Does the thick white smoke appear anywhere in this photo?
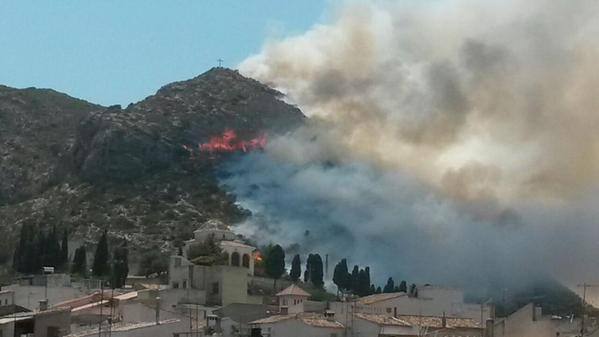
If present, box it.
[224,0,599,288]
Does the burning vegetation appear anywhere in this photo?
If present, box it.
[183,129,267,159]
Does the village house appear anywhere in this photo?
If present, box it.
[276,284,311,314]
[493,303,593,337]
[330,284,494,325]
[249,312,345,337]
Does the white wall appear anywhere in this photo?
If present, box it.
[258,319,343,337]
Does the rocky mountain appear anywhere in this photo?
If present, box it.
[0,68,304,265]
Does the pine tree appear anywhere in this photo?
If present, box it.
[60,229,69,270]
[290,254,301,282]
[265,244,285,288]
[383,277,395,293]
[399,280,407,292]
[310,254,324,288]
[370,284,376,295]
[111,240,129,288]
[72,246,87,276]
[92,229,110,277]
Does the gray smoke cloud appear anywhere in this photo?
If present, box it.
[222,0,599,288]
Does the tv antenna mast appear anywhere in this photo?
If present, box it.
[217,58,224,67]
[577,283,599,336]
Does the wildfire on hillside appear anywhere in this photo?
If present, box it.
[182,129,267,159]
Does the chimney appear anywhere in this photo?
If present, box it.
[442,312,447,328]
[485,319,495,337]
[325,310,335,322]
[39,299,48,311]
[280,306,288,315]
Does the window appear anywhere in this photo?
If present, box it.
[242,254,250,268]
[231,252,240,266]
[182,280,187,289]
[386,307,392,313]
[173,282,179,289]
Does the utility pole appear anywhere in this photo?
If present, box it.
[577,283,599,336]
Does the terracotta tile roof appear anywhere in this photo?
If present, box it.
[250,313,344,329]
[354,313,411,327]
[396,315,482,329]
[219,240,255,250]
[356,292,406,305]
[276,284,311,297]
[250,315,293,324]
[300,314,344,329]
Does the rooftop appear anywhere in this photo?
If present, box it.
[354,313,411,327]
[219,240,255,250]
[356,292,406,305]
[396,315,482,329]
[276,284,311,297]
[250,313,344,329]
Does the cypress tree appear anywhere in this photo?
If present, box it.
[399,280,408,292]
[304,254,313,283]
[383,277,395,293]
[111,240,129,288]
[333,258,350,293]
[409,283,418,297]
[290,254,301,282]
[46,225,61,268]
[72,246,87,276]
[365,267,372,295]
[60,229,69,270]
[376,286,382,294]
[310,254,324,288]
[92,229,110,277]
[370,284,376,295]
[265,244,285,288]
[350,265,360,294]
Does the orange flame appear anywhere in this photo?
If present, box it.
[199,129,267,154]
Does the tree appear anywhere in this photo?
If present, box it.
[45,225,61,268]
[376,286,382,294]
[399,280,408,292]
[370,284,376,295]
[71,246,87,276]
[265,244,285,288]
[60,229,69,270]
[365,267,372,295]
[111,240,129,288]
[333,259,350,294]
[304,254,313,283]
[409,283,418,297]
[350,265,360,294]
[290,254,301,282]
[310,254,324,288]
[92,229,110,277]
[383,277,395,293]
[139,250,169,277]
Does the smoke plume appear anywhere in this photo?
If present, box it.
[223,0,599,288]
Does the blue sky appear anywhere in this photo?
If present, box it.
[0,1,328,106]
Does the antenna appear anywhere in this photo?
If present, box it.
[217,58,224,67]
[577,283,599,336]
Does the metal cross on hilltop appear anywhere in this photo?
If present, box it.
[217,58,224,67]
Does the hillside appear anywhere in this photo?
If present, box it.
[0,68,304,265]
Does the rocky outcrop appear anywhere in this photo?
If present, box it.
[73,68,304,182]
[0,85,101,205]
[0,68,305,264]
